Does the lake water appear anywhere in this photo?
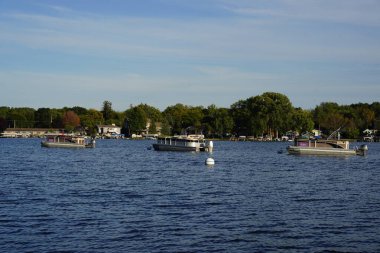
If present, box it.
[0,138,379,252]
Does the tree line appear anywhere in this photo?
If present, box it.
[1,92,379,139]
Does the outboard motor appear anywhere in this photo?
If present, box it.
[356,144,368,156]
[87,138,96,148]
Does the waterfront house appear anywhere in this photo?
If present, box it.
[97,124,121,137]
[363,129,377,142]
[144,120,162,135]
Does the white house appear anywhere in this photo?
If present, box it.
[97,124,121,136]
[363,129,377,142]
[312,129,322,138]
[363,129,377,135]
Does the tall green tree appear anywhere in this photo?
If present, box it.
[51,109,64,128]
[159,118,171,136]
[125,106,147,135]
[358,107,375,129]
[163,103,188,135]
[124,104,162,135]
[136,104,162,123]
[163,104,204,135]
[183,106,204,134]
[313,102,340,131]
[102,100,113,123]
[80,109,104,135]
[0,106,8,131]
[70,106,88,116]
[0,107,10,119]
[230,99,250,136]
[247,95,270,136]
[0,117,7,132]
[370,102,380,118]
[291,108,314,134]
[203,105,233,137]
[35,108,52,128]
[261,92,293,137]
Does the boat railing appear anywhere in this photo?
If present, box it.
[327,126,342,140]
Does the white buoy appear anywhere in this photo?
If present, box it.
[205,157,215,165]
[208,141,214,152]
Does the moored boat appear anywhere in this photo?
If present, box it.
[152,135,213,152]
[287,138,367,156]
[41,134,95,148]
[287,127,368,156]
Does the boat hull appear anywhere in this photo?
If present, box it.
[287,146,357,156]
[152,143,198,152]
[41,141,86,148]
[152,135,213,152]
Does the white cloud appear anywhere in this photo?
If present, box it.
[194,66,276,82]
[2,6,379,65]
[222,0,380,26]
[1,2,379,109]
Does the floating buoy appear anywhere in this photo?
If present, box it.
[205,157,215,165]
[208,141,214,152]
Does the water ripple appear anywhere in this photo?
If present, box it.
[0,139,379,252]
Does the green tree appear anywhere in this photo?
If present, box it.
[183,106,204,134]
[51,109,64,128]
[35,108,52,128]
[111,111,126,128]
[0,107,9,118]
[70,106,88,116]
[358,107,375,129]
[0,117,7,132]
[291,108,314,134]
[148,120,157,134]
[124,104,162,135]
[313,102,339,133]
[230,92,293,138]
[125,106,147,135]
[159,118,171,136]
[313,102,358,137]
[230,99,250,136]
[6,108,35,128]
[6,110,26,128]
[247,95,270,136]
[163,103,188,135]
[203,105,233,138]
[102,100,113,123]
[136,104,162,122]
[261,92,293,138]
[345,118,360,139]
[370,102,380,119]
[80,109,104,135]
[0,107,9,131]
[163,104,204,135]
[218,108,234,136]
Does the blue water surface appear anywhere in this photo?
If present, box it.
[0,138,379,252]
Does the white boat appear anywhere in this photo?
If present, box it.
[41,134,95,148]
[287,127,368,156]
[287,138,367,156]
[152,135,213,152]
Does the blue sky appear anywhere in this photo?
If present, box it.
[1,0,379,111]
